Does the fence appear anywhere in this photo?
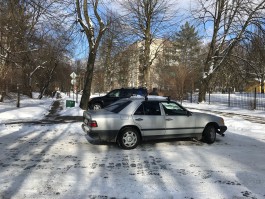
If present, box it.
[188,89,265,111]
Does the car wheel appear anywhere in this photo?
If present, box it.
[92,103,102,110]
[202,125,216,144]
[118,127,140,150]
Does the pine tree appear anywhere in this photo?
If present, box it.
[173,22,201,68]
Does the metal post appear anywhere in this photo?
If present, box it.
[208,89,211,104]
[76,89,78,103]
[190,89,193,103]
[254,87,257,110]
[73,86,75,101]
[228,88,230,107]
[17,84,20,108]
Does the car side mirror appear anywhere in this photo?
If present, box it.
[187,111,192,116]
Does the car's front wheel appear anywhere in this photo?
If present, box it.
[202,125,216,144]
[118,127,140,150]
[92,103,102,110]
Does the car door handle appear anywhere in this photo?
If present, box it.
[135,118,143,121]
[166,118,173,121]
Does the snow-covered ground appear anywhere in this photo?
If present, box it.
[0,93,265,199]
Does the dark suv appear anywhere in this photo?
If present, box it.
[88,88,147,110]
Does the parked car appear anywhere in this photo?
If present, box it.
[82,96,227,149]
[88,87,147,110]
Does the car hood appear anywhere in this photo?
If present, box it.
[191,111,224,125]
[89,95,105,101]
[192,111,219,118]
[192,112,218,117]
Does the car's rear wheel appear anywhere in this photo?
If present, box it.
[202,125,216,144]
[118,127,140,150]
[92,103,102,110]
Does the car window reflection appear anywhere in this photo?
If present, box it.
[108,90,120,97]
[161,102,186,115]
[105,100,132,113]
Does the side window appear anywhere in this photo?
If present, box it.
[108,90,120,97]
[144,101,161,115]
[161,102,186,115]
[133,89,144,96]
[134,104,144,115]
[134,101,161,115]
[120,89,132,97]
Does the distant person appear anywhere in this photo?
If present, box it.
[52,91,56,98]
[149,88,159,95]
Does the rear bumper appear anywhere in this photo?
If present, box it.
[82,123,90,133]
[81,123,118,142]
[82,123,100,140]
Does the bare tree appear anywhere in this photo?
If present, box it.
[0,0,33,97]
[192,0,265,102]
[36,34,72,99]
[245,31,265,93]
[76,0,110,110]
[97,11,127,92]
[0,0,74,100]
[120,0,175,89]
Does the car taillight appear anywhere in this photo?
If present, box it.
[89,121,98,127]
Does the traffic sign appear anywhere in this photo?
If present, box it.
[71,79,76,85]
[70,72,77,79]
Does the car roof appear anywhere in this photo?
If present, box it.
[129,95,169,101]
[117,95,175,114]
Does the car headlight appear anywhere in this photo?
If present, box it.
[220,118,225,125]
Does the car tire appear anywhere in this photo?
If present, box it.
[202,125,216,144]
[92,103,102,110]
[118,127,140,150]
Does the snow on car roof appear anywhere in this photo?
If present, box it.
[130,95,169,100]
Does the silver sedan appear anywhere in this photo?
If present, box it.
[82,96,227,149]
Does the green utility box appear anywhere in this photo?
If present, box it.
[66,100,75,107]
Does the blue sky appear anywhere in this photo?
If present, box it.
[73,0,203,60]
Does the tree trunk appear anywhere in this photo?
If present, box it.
[143,37,151,89]
[0,91,5,102]
[198,78,209,102]
[261,78,264,94]
[38,63,57,99]
[80,50,96,110]
[143,67,151,89]
[25,83,33,98]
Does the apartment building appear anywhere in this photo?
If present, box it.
[113,38,170,89]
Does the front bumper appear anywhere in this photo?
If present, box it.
[218,126,227,136]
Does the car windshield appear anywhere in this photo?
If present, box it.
[105,100,132,113]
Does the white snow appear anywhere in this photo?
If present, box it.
[0,93,54,124]
[0,92,265,199]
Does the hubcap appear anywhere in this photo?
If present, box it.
[93,104,101,110]
[122,131,137,147]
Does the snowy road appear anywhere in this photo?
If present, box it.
[1,118,265,199]
[188,107,265,124]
